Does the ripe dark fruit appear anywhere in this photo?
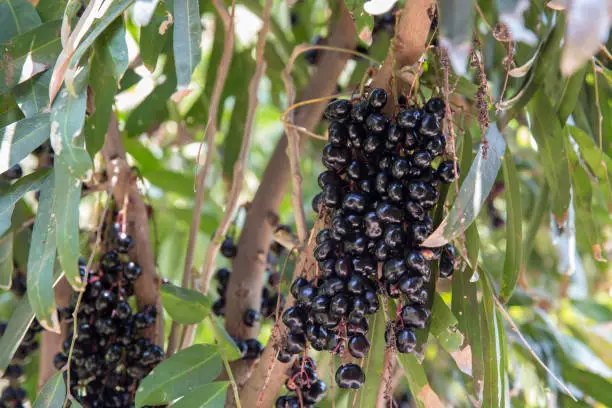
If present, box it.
[348,333,370,358]
[368,88,387,110]
[439,244,456,278]
[325,99,353,120]
[303,380,328,404]
[123,261,142,281]
[116,232,134,253]
[401,305,431,329]
[220,236,238,258]
[243,308,261,327]
[336,364,365,389]
[396,328,417,353]
[437,160,458,183]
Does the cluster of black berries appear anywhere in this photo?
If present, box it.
[279,88,457,390]
[212,231,288,361]
[276,357,327,408]
[54,225,164,408]
[1,286,43,408]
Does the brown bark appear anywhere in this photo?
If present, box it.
[222,0,356,371]
[101,113,163,345]
[38,277,72,390]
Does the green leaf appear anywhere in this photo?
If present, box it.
[430,293,464,353]
[499,148,523,302]
[0,231,13,289]
[357,307,386,408]
[35,0,67,22]
[0,20,62,93]
[173,0,202,88]
[140,3,170,71]
[0,169,51,236]
[50,68,91,178]
[396,353,443,408]
[66,0,134,73]
[222,93,248,182]
[160,282,212,324]
[208,317,241,361]
[84,20,127,156]
[562,365,612,407]
[171,382,228,408]
[0,93,24,127]
[480,278,509,408]
[529,91,571,223]
[0,0,42,42]
[135,344,222,407]
[557,64,587,125]
[422,124,506,248]
[32,371,66,408]
[0,112,51,174]
[26,173,59,331]
[522,181,548,261]
[0,296,34,375]
[569,125,612,181]
[13,70,51,117]
[54,165,82,289]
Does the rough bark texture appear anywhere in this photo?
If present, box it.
[223,0,356,360]
[101,114,163,345]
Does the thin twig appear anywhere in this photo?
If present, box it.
[198,0,272,294]
[175,0,237,351]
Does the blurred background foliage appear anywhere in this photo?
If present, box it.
[0,0,611,406]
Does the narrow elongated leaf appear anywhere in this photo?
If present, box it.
[430,294,466,356]
[358,308,386,408]
[499,149,523,302]
[160,282,212,324]
[0,112,50,174]
[140,3,169,70]
[562,365,612,406]
[13,70,52,117]
[0,297,35,375]
[522,181,548,260]
[570,126,612,180]
[54,165,82,289]
[396,353,444,408]
[66,0,134,73]
[557,65,587,125]
[0,20,62,93]
[480,279,508,408]
[0,169,51,236]
[0,0,42,42]
[0,231,13,289]
[171,382,228,408]
[27,173,59,332]
[32,371,66,408]
[209,317,241,360]
[422,124,506,247]
[49,68,91,178]
[135,344,222,407]
[173,0,202,88]
[84,20,126,156]
[438,0,474,75]
[529,91,571,224]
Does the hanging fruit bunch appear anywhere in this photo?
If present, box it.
[278,87,458,394]
[53,219,164,408]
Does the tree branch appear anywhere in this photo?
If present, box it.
[169,0,237,354]
[221,2,357,401]
[101,113,163,345]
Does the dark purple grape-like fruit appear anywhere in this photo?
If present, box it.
[368,88,387,110]
[439,244,456,278]
[328,122,348,146]
[335,364,365,389]
[437,160,458,183]
[220,237,238,258]
[401,305,431,329]
[243,308,261,327]
[325,99,352,120]
[426,97,445,119]
[396,108,421,129]
[123,261,142,281]
[396,328,417,353]
[116,232,134,253]
[348,334,370,358]
[303,380,328,404]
